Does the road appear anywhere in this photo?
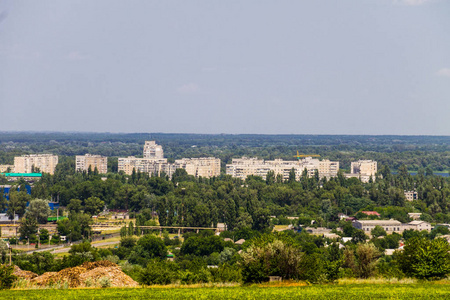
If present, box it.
[21,240,121,254]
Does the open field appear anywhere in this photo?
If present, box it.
[2,284,450,299]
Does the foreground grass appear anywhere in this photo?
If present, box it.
[2,284,450,299]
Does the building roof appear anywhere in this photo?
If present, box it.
[1,173,42,177]
[408,221,429,225]
[355,219,401,225]
[361,211,381,216]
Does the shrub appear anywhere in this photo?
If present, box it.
[99,276,111,288]
[0,264,17,290]
[395,237,450,280]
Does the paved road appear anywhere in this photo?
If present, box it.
[20,240,121,254]
[52,240,121,253]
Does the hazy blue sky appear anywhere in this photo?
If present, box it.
[1,0,449,135]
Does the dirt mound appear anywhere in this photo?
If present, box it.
[79,266,139,287]
[13,265,38,280]
[31,272,59,286]
[80,260,118,270]
[31,260,138,288]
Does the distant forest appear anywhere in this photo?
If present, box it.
[0,132,449,172]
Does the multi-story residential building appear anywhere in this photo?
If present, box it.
[118,156,169,176]
[143,141,164,159]
[226,157,339,181]
[174,157,221,178]
[118,141,220,178]
[14,154,58,175]
[404,190,418,201]
[351,160,377,177]
[0,165,14,173]
[344,160,377,183]
[75,154,108,174]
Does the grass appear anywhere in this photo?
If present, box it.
[2,283,450,299]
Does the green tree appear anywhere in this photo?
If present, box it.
[128,234,167,266]
[240,238,303,283]
[25,199,51,224]
[0,265,17,290]
[67,199,82,214]
[84,196,104,216]
[7,190,30,219]
[395,237,450,279]
[371,225,387,238]
[19,217,38,243]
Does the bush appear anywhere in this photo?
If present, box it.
[395,237,450,279]
[99,276,111,288]
[138,260,179,285]
[210,264,242,283]
[0,264,17,290]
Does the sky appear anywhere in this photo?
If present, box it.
[0,0,449,135]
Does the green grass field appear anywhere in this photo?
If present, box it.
[2,284,450,299]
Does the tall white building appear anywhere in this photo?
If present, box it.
[118,141,220,178]
[143,141,164,159]
[345,160,377,183]
[226,157,339,181]
[76,154,108,174]
[14,154,59,175]
[174,157,221,178]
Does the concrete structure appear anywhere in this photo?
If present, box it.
[0,165,14,173]
[352,219,403,234]
[143,141,164,159]
[76,154,108,174]
[14,154,58,175]
[405,220,431,232]
[352,219,432,234]
[174,157,221,178]
[408,213,422,220]
[226,156,339,181]
[118,141,220,178]
[404,191,418,201]
[344,160,377,183]
[118,156,171,176]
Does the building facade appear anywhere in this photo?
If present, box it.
[75,154,108,174]
[404,191,418,201]
[0,165,14,173]
[174,157,221,178]
[143,141,164,159]
[14,154,58,175]
[226,156,339,181]
[344,160,377,183]
[352,219,431,235]
[118,141,220,178]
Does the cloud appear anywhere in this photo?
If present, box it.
[437,68,450,77]
[394,0,433,5]
[66,51,90,61]
[177,83,200,94]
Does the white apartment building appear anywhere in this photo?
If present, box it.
[14,154,59,175]
[226,157,339,181]
[174,157,221,178]
[118,156,169,176]
[0,165,14,173]
[345,160,377,183]
[75,154,108,174]
[404,191,418,201]
[143,141,164,159]
[118,141,220,178]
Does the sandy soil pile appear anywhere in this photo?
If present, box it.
[13,265,38,280]
[30,260,138,288]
